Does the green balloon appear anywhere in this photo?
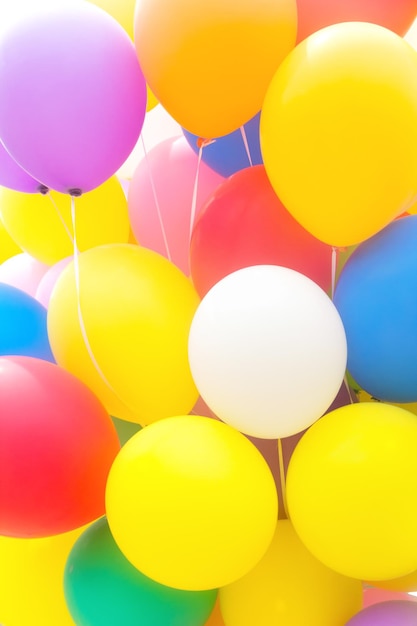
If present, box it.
[64,517,217,626]
[111,416,142,447]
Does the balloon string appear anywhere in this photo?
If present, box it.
[331,246,337,299]
[46,191,74,244]
[70,196,136,417]
[240,125,253,167]
[141,134,172,262]
[277,439,289,519]
[343,376,356,405]
[189,142,204,242]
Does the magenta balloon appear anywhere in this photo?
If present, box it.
[346,601,417,625]
[0,3,146,194]
[0,141,44,194]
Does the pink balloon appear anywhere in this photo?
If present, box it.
[0,253,49,297]
[0,3,146,194]
[35,256,72,309]
[128,136,224,275]
[0,141,44,194]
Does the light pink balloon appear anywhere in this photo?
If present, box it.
[0,253,49,297]
[35,256,72,309]
[128,136,224,275]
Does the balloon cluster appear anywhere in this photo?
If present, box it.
[2,1,417,625]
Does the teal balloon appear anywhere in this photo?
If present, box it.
[64,517,218,626]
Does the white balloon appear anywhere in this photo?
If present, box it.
[188,265,347,438]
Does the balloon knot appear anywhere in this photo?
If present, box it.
[38,184,49,195]
[196,137,216,149]
[69,188,82,197]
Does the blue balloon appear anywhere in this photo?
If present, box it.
[182,112,262,178]
[334,215,417,402]
[0,283,54,362]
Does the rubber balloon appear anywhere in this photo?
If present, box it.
[106,415,278,590]
[35,257,72,309]
[47,244,200,424]
[134,0,297,137]
[261,22,417,247]
[0,176,130,265]
[0,525,87,626]
[0,253,49,298]
[65,517,217,626]
[220,520,363,626]
[334,215,417,402]
[86,0,158,111]
[0,283,53,362]
[0,140,43,193]
[0,2,146,193]
[190,165,332,297]
[188,265,347,439]
[0,217,21,263]
[286,402,417,581]
[296,0,417,42]
[0,356,120,537]
[128,137,223,275]
[182,113,262,178]
[345,601,417,625]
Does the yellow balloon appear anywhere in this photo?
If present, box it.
[368,569,417,593]
[0,176,130,265]
[134,0,297,137]
[106,415,278,590]
[220,519,362,626]
[47,244,200,423]
[0,525,88,626]
[261,22,417,247]
[0,214,21,263]
[286,402,417,581]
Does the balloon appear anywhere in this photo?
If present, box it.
[0,524,87,626]
[128,136,224,275]
[134,0,297,137]
[0,2,146,194]
[47,244,200,424]
[182,113,262,178]
[0,140,43,193]
[106,415,278,590]
[334,215,417,402]
[220,520,363,626]
[65,517,217,626]
[0,355,120,537]
[260,22,417,247]
[190,165,332,297]
[0,283,53,362]
[204,600,225,626]
[0,176,130,265]
[35,257,72,309]
[345,601,417,625]
[85,0,158,111]
[0,253,49,297]
[369,570,417,593]
[296,0,417,42]
[0,216,21,263]
[286,402,417,581]
[188,265,347,439]
[364,588,417,606]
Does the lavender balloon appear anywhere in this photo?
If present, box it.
[0,3,147,194]
[0,141,45,194]
[346,601,417,625]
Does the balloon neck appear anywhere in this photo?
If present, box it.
[69,188,82,197]
[38,184,49,195]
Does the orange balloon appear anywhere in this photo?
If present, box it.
[134,0,297,137]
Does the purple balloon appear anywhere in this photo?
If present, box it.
[346,601,417,625]
[0,141,45,194]
[0,3,147,194]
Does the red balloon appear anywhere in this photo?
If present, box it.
[0,356,120,537]
[190,165,332,297]
[296,0,417,42]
